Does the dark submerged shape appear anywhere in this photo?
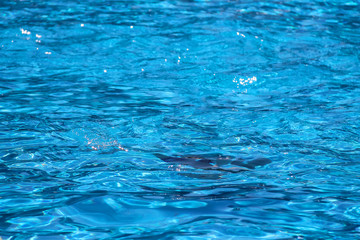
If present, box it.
[155,153,271,172]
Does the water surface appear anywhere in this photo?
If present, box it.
[1,0,360,239]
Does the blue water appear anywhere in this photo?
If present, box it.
[1,0,360,239]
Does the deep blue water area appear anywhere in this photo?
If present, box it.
[1,0,360,239]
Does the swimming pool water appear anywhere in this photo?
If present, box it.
[0,0,360,239]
